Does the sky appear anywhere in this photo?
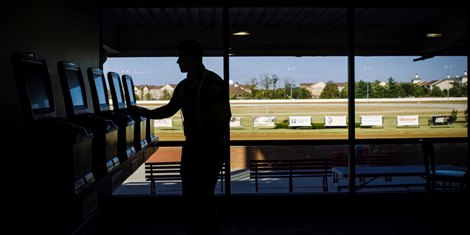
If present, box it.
[104,56,467,87]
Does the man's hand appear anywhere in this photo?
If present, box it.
[127,105,148,116]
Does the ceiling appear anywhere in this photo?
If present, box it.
[102,7,468,57]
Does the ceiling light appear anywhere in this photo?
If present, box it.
[426,33,442,38]
[232,31,250,36]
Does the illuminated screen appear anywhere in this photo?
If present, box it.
[113,76,124,103]
[65,69,85,107]
[125,78,136,104]
[24,62,51,110]
[94,75,108,105]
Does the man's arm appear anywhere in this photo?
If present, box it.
[128,84,182,119]
[142,100,180,119]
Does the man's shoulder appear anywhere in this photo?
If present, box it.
[205,69,223,83]
[176,78,189,87]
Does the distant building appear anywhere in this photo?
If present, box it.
[336,82,347,93]
[411,73,427,86]
[134,86,142,99]
[135,84,176,100]
[229,81,252,99]
[427,80,452,91]
[462,71,468,84]
[300,82,325,98]
[424,71,468,92]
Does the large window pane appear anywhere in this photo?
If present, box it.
[229,8,347,194]
[353,8,468,193]
[355,8,467,140]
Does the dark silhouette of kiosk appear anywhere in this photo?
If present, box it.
[57,62,123,199]
[11,52,97,234]
[108,72,146,172]
[121,74,159,157]
[87,68,136,177]
[120,74,148,151]
[57,62,120,178]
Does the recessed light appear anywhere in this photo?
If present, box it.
[426,33,442,38]
[232,31,250,36]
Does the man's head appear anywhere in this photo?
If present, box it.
[177,38,203,73]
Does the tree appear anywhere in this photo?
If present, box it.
[386,77,405,98]
[320,81,340,99]
[144,92,152,100]
[414,85,426,97]
[370,80,387,98]
[430,86,444,97]
[284,79,294,99]
[401,82,416,97]
[245,77,259,99]
[449,82,466,97]
[259,73,272,99]
[161,89,172,100]
[292,87,311,99]
[355,80,368,98]
[272,74,279,93]
[340,83,348,98]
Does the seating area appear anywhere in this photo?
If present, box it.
[421,140,468,191]
[249,159,332,192]
[145,161,226,194]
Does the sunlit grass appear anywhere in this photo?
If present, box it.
[142,100,467,141]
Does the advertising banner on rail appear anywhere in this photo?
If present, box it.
[360,115,384,127]
[396,115,419,127]
[154,118,173,128]
[230,117,242,128]
[324,115,347,127]
[288,116,312,127]
[253,116,276,128]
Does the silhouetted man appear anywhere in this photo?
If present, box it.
[129,38,231,235]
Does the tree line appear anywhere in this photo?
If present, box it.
[231,74,467,99]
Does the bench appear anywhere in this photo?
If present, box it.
[332,165,428,192]
[332,151,396,183]
[332,151,396,167]
[145,161,225,194]
[249,159,332,192]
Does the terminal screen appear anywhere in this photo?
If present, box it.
[24,62,51,110]
[94,75,108,105]
[65,69,85,107]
